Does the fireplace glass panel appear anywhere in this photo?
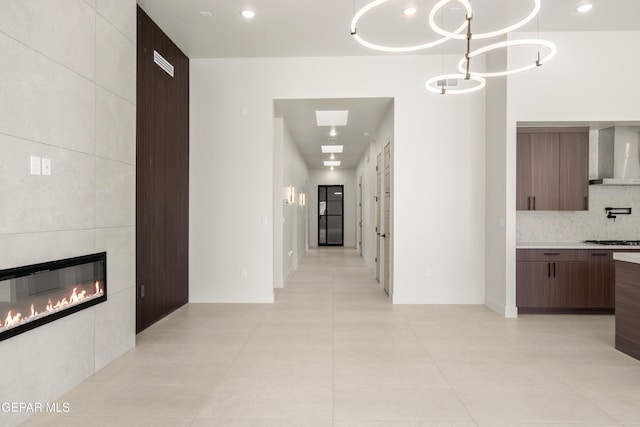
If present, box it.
[0,252,106,341]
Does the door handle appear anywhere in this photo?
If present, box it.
[553,262,556,277]
[381,234,386,238]
[548,262,551,277]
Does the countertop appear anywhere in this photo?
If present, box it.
[613,253,640,264]
[517,242,640,250]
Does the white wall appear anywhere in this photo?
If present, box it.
[484,49,510,316]
[308,169,357,248]
[356,102,394,269]
[0,1,136,425]
[282,119,309,282]
[190,54,486,304]
[502,31,640,315]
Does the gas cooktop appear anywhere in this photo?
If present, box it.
[585,240,640,246]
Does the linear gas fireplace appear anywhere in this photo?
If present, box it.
[0,252,106,341]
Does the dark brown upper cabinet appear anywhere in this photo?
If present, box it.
[517,127,589,211]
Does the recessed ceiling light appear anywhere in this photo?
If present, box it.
[329,128,337,137]
[577,4,592,12]
[199,11,212,17]
[330,153,336,160]
[315,110,349,126]
[330,166,335,171]
[324,160,341,167]
[240,9,255,19]
[363,132,369,136]
[321,145,343,153]
[403,7,417,16]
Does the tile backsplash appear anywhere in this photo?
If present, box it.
[517,129,640,242]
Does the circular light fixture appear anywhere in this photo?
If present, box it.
[403,7,417,16]
[425,73,486,95]
[577,4,593,12]
[350,0,470,52]
[429,0,540,40]
[240,9,255,19]
[457,39,557,77]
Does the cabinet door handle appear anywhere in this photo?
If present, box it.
[592,253,608,257]
[553,262,556,277]
[584,196,588,210]
[528,196,531,210]
[548,262,551,277]
[532,196,536,210]
[544,253,560,256]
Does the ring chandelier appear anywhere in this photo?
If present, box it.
[350,0,556,95]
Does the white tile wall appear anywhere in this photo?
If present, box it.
[96,0,136,42]
[96,86,136,165]
[0,32,96,154]
[0,134,96,234]
[0,0,96,79]
[95,158,135,228]
[0,229,95,270]
[94,287,136,371]
[0,1,136,425]
[95,226,135,295]
[96,14,136,103]
[0,309,95,425]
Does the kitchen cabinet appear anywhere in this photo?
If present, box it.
[517,247,640,313]
[516,250,588,311]
[588,250,611,308]
[516,128,589,211]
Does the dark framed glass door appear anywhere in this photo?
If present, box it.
[318,185,343,246]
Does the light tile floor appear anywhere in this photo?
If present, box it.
[22,248,640,426]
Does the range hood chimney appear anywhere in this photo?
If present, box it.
[590,126,640,185]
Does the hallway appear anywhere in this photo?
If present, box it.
[22,248,640,426]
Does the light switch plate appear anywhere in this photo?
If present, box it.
[30,155,41,175]
[42,158,51,176]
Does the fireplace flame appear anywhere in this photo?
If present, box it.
[0,282,104,332]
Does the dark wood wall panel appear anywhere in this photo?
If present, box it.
[136,6,189,333]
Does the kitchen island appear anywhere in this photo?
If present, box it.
[614,252,640,361]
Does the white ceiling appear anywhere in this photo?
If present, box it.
[137,0,640,59]
[137,0,640,171]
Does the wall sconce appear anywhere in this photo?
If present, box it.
[299,193,306,206]
[284,185,295,205]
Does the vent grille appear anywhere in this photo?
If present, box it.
[153,50,174,77]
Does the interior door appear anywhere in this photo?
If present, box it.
[376,153,382,282]
[383,143,391,295]
[318,185,343,246]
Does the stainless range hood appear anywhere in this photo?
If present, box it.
[590,126,640,185]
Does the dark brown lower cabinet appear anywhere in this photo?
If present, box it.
[588,250,612,308]
[516,248,615,313]
[516,260,588,310]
